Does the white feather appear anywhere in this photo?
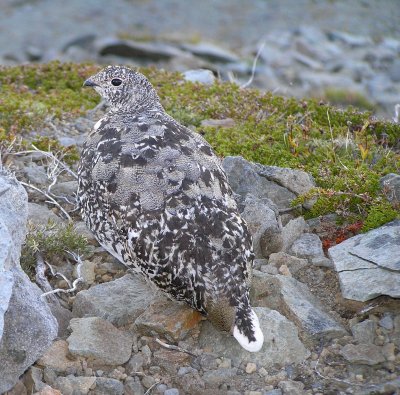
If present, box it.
[233,309,264,352]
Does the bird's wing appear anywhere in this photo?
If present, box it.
[79,114,252,305]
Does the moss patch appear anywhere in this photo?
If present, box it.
[1,62,399,230]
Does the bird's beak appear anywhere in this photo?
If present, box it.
[83,78,97,88]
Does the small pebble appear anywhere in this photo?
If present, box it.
[379,314,394,330]
[375,335,386,346]
[142,375,156,389]
[218,358,232,369]
[258,367,268,377]
[278,264,292,276]
[156,384,167,393]
[245,362,257,374]
[355,374,364,382]
[96,370,104,377]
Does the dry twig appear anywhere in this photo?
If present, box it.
[40,251,84,299]
[20,181,72,221]
[155,338,196,357]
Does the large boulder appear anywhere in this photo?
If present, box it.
[72,273,156,326]
[0,171,58,393]
[222,156,315,210]
[328,220,400,301]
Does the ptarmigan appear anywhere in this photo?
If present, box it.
[78,65,264,352]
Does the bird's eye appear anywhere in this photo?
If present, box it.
[111,78,122,86]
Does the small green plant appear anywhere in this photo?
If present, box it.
[21,221,89,278]
[362,200,399,232]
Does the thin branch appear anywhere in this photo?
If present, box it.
[20,181,72,221]
[241,40,266,89]
[11,146,77,179]
[35,252,59,304]
[144,380,160,395]
[393,103,400,123]
[45,261,72,288]
[40,251,84,299]
[155,338,196,357]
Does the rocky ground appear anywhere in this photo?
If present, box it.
[1,0,400,118]
[0,98,399,394]
[0,2,399,394]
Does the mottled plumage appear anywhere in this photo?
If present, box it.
[78,66,263,351]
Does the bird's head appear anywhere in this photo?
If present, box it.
[83,65,162,111]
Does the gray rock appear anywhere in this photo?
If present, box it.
[67,317,132,365]
[125,352,146,374]
[328,220,400,301]
[327,31,373,47]
[253,258,268,270]
[90,378,124,395]
[199,307,309,368]
[57,136,78,147]
[54,376,96,395]
[73,274,155,326]
[202,368,238,387]
[51,181,78,198]
[351,319,377,344]
[388,58,400,82]
[253,271,347,342]
[182,69,216,85]
[96,37,185,60]
[241,194,282,258]
[180,42,239,63]
[310,256,333,268]
[223,156,313,210]
[379,314,394,330]
[380,173,400,205]
[164,389,180,395]
[264,390,283,395]
[292,51,323,70]
[28,202,64,226]
[0,171,58,394]
[281,217,309,251]
[289,233,325,262]
[268,252,308,275]
[124,377,144,395]
[278,380,305,395]
[24,163,48,185]
[340,344,385,365]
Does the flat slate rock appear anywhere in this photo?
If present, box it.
[252,271,347,342]
[67,317,132,366]
[329,220,400,301]
[73,273,156,326]
[350,220,400,271]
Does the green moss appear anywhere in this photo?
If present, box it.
[0,62,399,230]
[0,61,100,138]
[21,222,89,279]
[324,88,376,111]
[362,201,399,232]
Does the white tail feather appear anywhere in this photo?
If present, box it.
[233,309,264,352]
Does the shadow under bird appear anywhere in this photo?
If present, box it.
[78,65,264,352]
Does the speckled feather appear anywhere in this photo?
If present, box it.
[78,66,263,350]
